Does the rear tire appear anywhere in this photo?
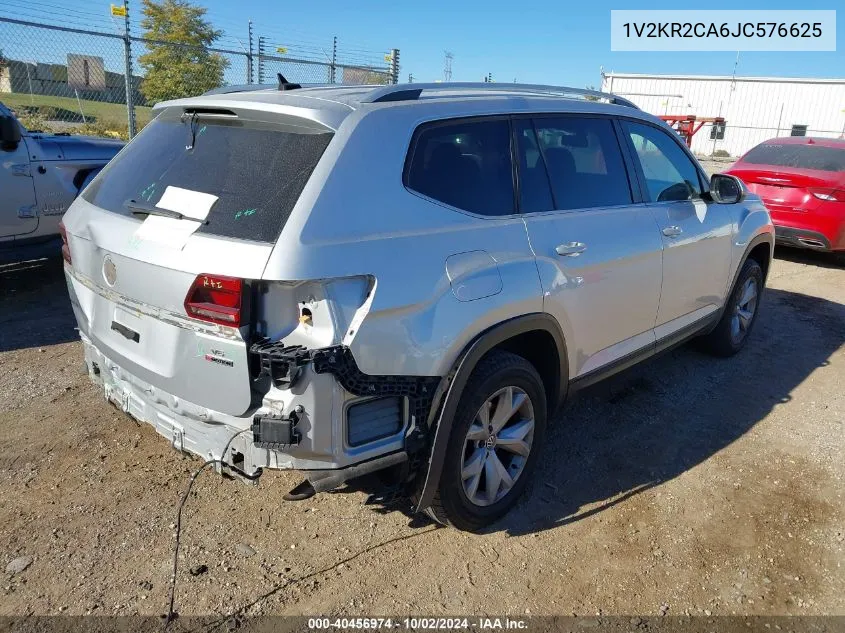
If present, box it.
[425,351,546,532]
[698,258,764,357]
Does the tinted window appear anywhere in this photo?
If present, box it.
[530,116,632,211]
[742,143,845,172]
[83,109,333,243]
[406,118,514,216]
[513,119,554,213]
[626,121,703,202]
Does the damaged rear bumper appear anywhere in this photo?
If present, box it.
[79,335,441,487]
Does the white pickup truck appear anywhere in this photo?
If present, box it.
[0,100,123,260]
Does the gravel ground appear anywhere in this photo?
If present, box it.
[0,248,843,620]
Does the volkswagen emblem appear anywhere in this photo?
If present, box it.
[103,256,117,287]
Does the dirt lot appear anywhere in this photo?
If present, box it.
[0,248,843,620]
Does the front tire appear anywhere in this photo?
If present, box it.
[698,258,764,357]
[426,351,546,532]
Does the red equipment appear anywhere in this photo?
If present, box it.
[659,115,726,147]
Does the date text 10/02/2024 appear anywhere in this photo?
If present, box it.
[307,617,529,630]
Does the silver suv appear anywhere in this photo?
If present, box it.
[62,82,774,531]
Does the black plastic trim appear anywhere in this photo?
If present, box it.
[111,321,140,343]
[248,339,441,456]
[774,225,832,251]
[371,88,422,103]
[310,346,441,427]
[569,312,720,393]
[728,234,774,293]
[414,313,568,512]
[306,451,409,493]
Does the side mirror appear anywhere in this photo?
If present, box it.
[710,173,744,204]
[0,115,22,150]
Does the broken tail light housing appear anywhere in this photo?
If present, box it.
[58,220,71,265]
[184,274,244,327]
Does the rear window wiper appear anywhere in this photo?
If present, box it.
[126,199,209,224]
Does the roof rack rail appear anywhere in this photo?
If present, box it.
[364,82,639,108]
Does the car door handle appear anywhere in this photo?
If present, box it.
[662,225,683,237]
[555,242,587,257]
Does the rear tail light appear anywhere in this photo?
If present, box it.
[809,188,845,202]
[184,274,244,327]
[58,220,71,265]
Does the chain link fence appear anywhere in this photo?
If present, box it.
[0,15,398,140]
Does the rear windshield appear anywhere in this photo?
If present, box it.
[742,143,845,172]
[83,108,334,243]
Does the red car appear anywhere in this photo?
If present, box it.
[727,137,845,263]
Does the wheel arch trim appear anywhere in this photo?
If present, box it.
[415,312,568,512]
[709,231,773,335]
[732,232,774,291]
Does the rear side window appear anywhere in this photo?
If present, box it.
[83,109,333,243]
[405,118,515,216]
[523,116,632,211]
[741,143,845,172]
[513,118,554,213]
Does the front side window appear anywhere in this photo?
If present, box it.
[625,121,703,203]
[405,118,514,216]
[529,116,633,211]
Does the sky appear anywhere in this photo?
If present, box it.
[0,0,842,87]
[179,0,843,85]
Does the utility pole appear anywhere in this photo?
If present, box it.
[247,20,254,84]
[330,36,337,84]
[443,51,453,82]
[389,48,400,85]
[122,0,136,138]
[257,36,265,84]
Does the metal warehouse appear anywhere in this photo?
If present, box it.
[601,72,845,158]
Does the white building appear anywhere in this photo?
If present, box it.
[601,72,845,157]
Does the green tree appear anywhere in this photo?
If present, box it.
[138,0,229,104]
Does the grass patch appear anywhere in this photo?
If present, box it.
[0,92,152,139]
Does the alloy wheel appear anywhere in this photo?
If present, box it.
[460,386,535,507]
[730,277,759,344]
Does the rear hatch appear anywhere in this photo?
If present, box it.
[64,104,334,416]
[730,142,845,215]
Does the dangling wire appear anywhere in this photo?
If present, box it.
[164,428,249,629]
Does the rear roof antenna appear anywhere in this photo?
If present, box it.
[277,73,302,91]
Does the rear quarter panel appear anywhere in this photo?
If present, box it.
[261,104,544,378]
